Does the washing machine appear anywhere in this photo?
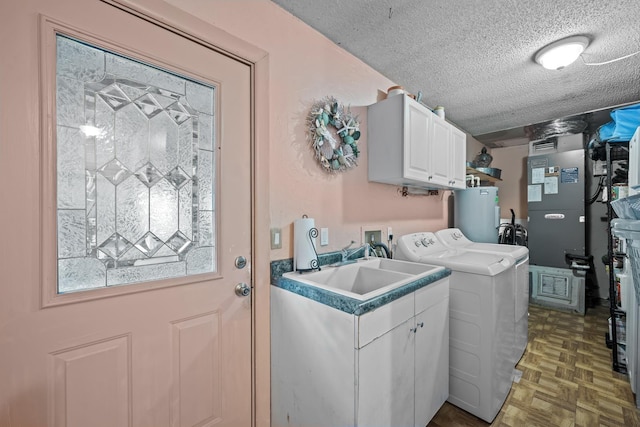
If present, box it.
[395,232,515,423]
[436,227,529,365]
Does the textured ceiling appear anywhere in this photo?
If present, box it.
[271,0,640,146]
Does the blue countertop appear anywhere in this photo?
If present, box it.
[274,267,451,316]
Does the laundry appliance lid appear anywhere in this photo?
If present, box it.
[417,250,514,277]
[397,232,514,276]
[436,228,529,260]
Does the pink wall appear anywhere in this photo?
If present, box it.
[166,0,459,258]
[491,145,529,221]
[467,135,488,164]
[99,2,494,425]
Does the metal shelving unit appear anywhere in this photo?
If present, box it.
[606,142,629,373]
[466,166,502,182]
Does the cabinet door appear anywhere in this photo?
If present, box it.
[414,297,450,427]
[404,100,432,182]
[357,318,415,427]
[429,115,452,187]
[449,126,467,189]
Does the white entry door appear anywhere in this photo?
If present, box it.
[0,0,252,426]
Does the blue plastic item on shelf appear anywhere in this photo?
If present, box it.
[598,103,640,143]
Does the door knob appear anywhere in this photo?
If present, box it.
[235,283,251,297]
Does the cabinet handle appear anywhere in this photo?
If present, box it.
[410,322,425,333]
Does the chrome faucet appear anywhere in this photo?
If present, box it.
[341,241,371,262]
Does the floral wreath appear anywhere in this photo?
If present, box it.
[307,96,360,172]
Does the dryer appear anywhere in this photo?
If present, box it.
[395,232,515,423]
[435,228,529,364]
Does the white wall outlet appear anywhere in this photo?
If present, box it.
[320,228,329,246]
[270,228,282,249]
[387,227,393,239]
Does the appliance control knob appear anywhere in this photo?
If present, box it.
[414,240,422,247]
[421,238,430,246]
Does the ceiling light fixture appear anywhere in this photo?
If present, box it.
[535,36,589,70]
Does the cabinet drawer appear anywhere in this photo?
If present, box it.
[357,292,414,348]
[416,278,449,315]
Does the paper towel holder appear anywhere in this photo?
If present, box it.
[295,214,321,273]
[304,227,321,272]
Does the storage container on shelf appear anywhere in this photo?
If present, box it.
[610,217,640,401]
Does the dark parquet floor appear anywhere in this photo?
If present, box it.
[428,303,640,427]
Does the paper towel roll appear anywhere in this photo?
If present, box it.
[294,217,318,271]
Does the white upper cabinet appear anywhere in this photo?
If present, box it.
[449,123,467,187]
[403,100,432,182]
[368,94,467,189]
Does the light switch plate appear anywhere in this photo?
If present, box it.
[320,228,329,246]
[270,228,282,249]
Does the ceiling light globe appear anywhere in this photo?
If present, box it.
[535,36,589,70]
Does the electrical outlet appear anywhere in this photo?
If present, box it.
[387,227,393,239]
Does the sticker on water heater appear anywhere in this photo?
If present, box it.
[561,167,579,183]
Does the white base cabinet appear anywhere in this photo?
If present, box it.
[367,94,466,190]
[271,277,449,427]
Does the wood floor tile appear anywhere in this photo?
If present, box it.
[623,405,640,424]
[575,406,600,427]
[426,304,640,426]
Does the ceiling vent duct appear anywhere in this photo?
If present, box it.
[529,138,558,156]
[525,117,588,142]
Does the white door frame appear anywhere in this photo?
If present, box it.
[100,1,272,425]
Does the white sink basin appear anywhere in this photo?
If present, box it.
[282,258,444,301]
[365,258,441,275]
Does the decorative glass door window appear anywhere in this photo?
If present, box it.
[56,35,216,293]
